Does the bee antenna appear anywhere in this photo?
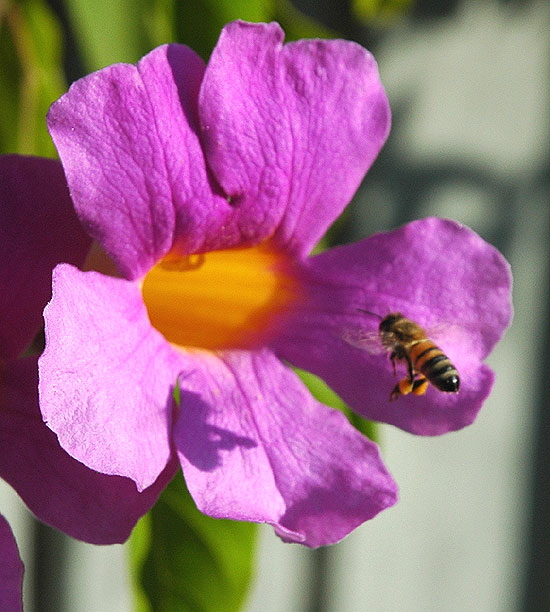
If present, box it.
[357,308,383,320]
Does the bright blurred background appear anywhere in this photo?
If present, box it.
[1,0,548,610]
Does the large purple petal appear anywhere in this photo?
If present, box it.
[39,264,182,490]
[48,41,282,278]
[272,218,512,435]
[199,21,390,256]
[0,155,91,359]
[47,45,218,279]
[47,23,389,276]
[0,514,23,612]
[1,357,178,544]
[174,349,397,547]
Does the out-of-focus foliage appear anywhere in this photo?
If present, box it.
[149,0,272,61]
[63,0,335,70]
[272,0,336,42]
[0,0,66,156]
[63,0,154,68]
[352,0,412,23]
[129,473,258,612]
[167,0,336,59]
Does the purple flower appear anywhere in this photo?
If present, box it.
[0,155,175,544]
[0,515,23,612]
[37,21,511,546]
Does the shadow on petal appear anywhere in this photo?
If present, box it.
[176,390,257,472]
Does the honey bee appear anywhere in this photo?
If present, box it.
[344,310,460,401]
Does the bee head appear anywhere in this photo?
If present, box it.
[379,312,403,332]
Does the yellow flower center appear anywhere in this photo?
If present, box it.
[141,243,299,350]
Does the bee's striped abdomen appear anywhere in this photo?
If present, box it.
[410,340,460,393]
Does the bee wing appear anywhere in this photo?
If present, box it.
[341,326,387,355]
[426,323,467,348]
[342,321,466,354]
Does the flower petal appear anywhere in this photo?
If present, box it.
[0,155,91,359]
[48,23,389,273]
[174,349,397,547]
[0,514,23,612]
[199,21,390,255]
[272,218,512,435]
[0,358,178,543]
[47,44,217,279]
[39,264,181,490]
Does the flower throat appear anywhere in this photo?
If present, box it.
[141,243,298,350]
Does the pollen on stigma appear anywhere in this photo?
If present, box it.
[141,242,301,351]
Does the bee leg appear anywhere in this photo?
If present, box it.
[404,354,415,384]
[411,376,429,396]
[389,352,397,376]
[390,377,415,400]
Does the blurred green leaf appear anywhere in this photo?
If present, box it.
[351,0,413,24]
[271,0,336,41]
[294,367,378,442]
[143,0,176,48]
[129,473,258,612]
[148,0,333,60]
[64,0,155,69]
[170,0,271,60]
[60,0,340,73]
[0,0,66,156]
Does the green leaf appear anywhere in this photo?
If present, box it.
[129,474,258,612]
[148,0,334,61]
[170,0,272,61]
[351,0,413,24]
[63,0,155,69]
[0,0,66,156]
[271,0,337,42]
[294,367,379,442]
[60,0,341,74]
